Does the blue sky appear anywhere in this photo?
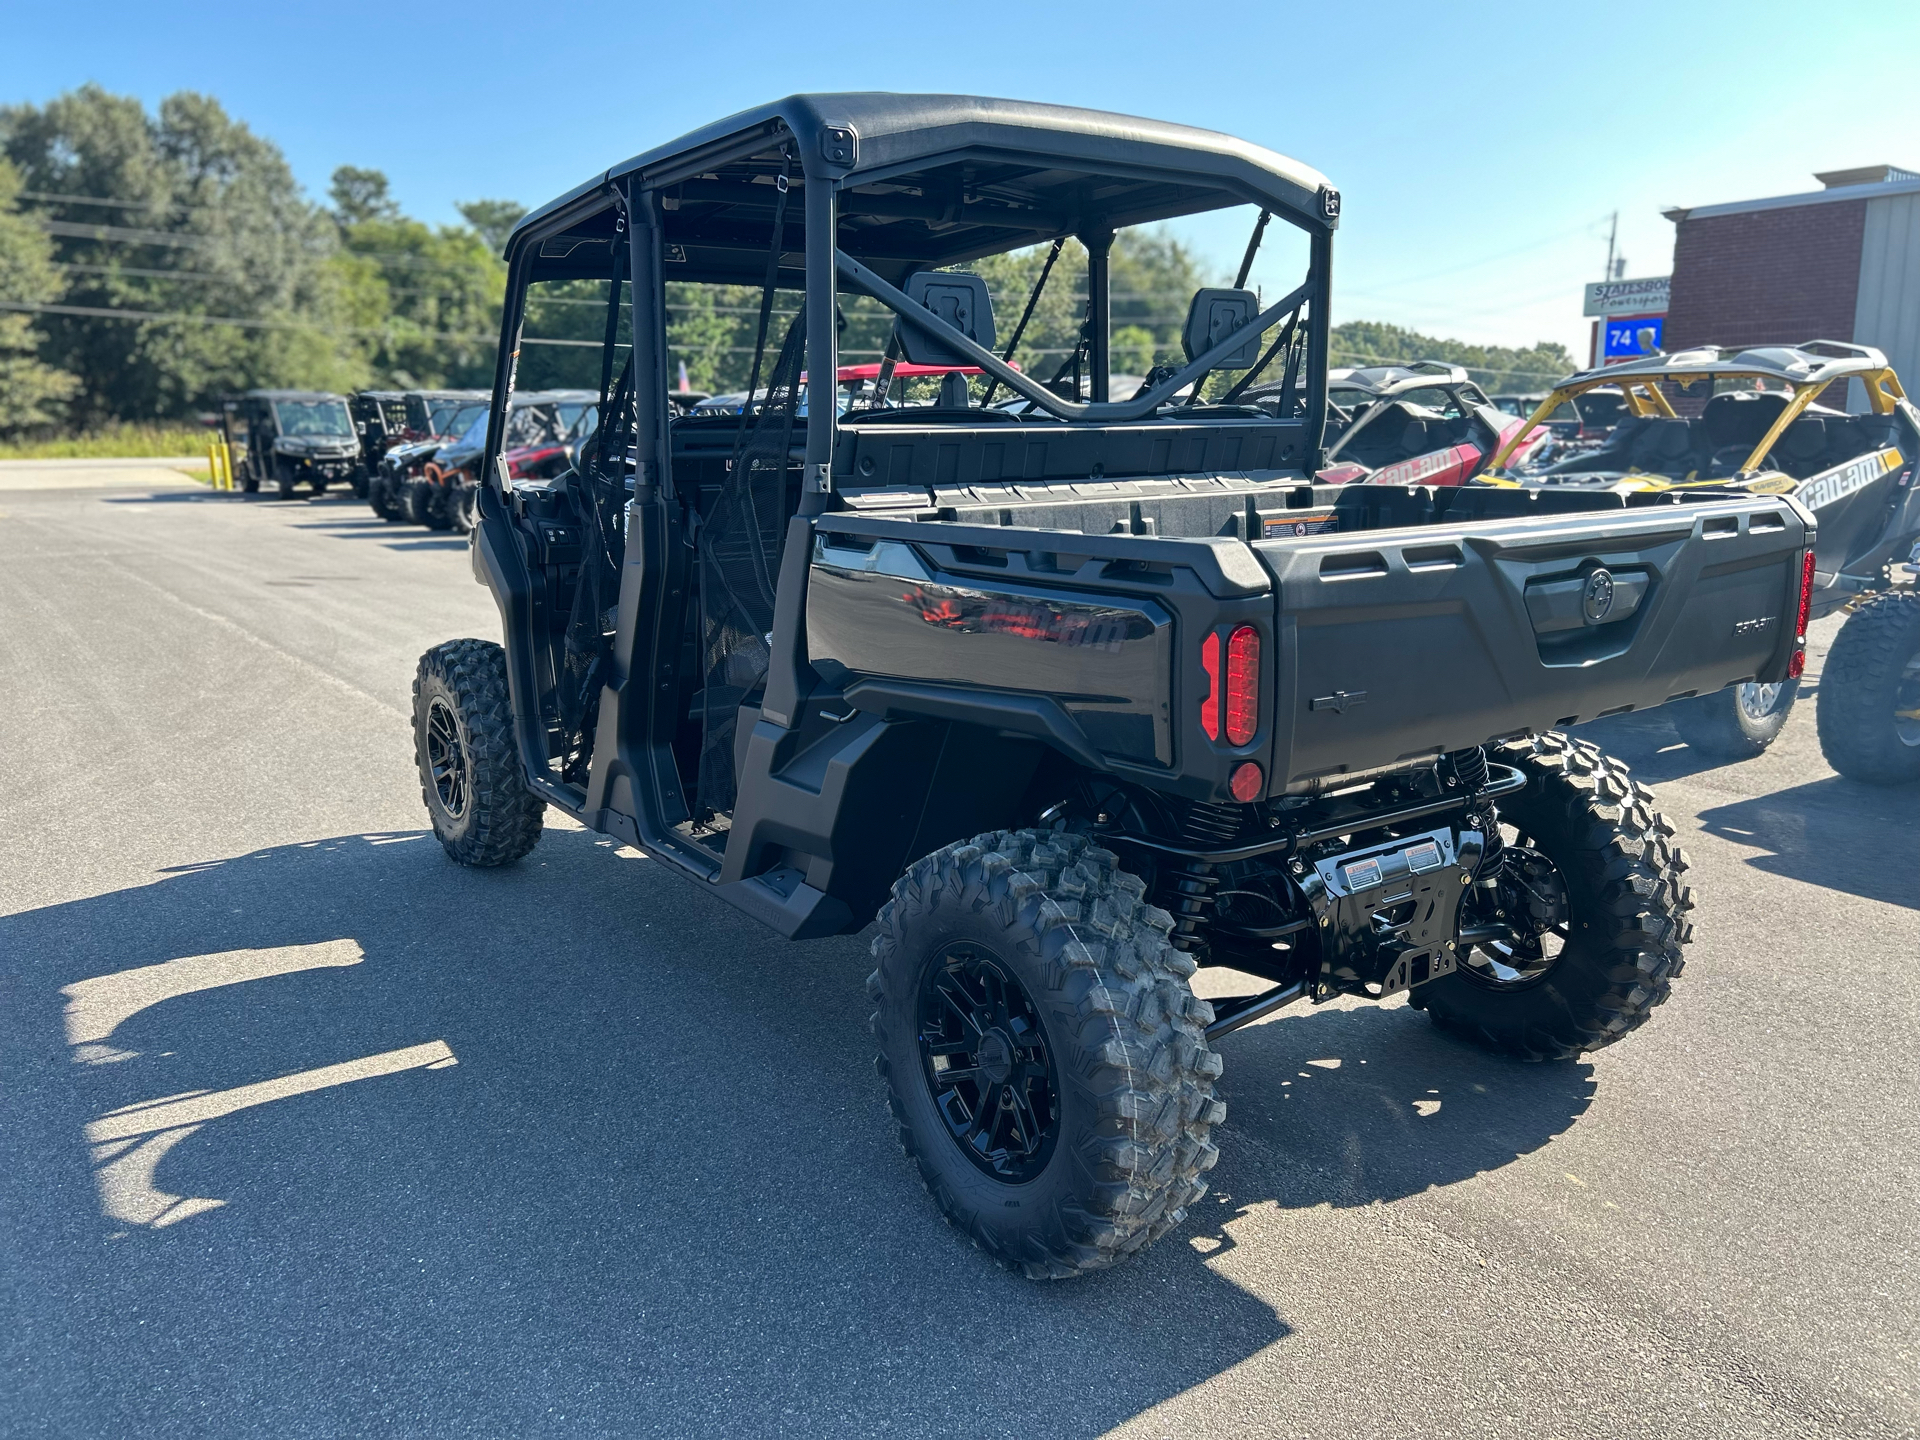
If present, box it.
[10,1,1920,362]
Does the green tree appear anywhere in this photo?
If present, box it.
[968,228,1213,387]
[0,85,364,426]
[330,167,504,390]
[329,166,400,225]
[0,155,80,433]
[1329,319,1576,394]
[457,199,527,255]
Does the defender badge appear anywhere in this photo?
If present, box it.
[1582,568,1616,624]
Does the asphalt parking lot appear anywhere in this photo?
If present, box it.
[1,472,1914,1439]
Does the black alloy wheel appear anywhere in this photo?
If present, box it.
[1458,838,1570,989]
[411,639,544,866]
[917,945,1060,1183]
[424,696,469,819]
[1409,731,1692,1060]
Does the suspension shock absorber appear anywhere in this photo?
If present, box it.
[1444,746,1504,879]
[1166,802,1243,960]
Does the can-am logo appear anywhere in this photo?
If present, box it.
[1582,568,1616,623]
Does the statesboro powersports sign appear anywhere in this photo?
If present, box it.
[1583,276,1671,317]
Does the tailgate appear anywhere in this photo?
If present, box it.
[1253,497,1812,790]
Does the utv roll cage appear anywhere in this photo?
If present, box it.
[474,93,1342,911]
[1487,341,1910,475]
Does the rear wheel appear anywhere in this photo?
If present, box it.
[1411,732,1693,1060]
[868,829,1223,1279]
[1816,591,1920,784]
[350,469,370,500]
[412,639,545,866]
[1669,679,1797,760]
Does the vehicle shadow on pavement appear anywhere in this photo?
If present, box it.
[1695,776,1918,910]
[1571,710,1730,784]
[1188,1003,1594,1262]
[0,828,1299,1438]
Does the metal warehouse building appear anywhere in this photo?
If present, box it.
[1664,165,1920,396]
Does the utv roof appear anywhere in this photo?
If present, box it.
[510,93,1338,281]
[356,388,489,401]
[240,390,349,402]
[1556,341,1892,391]
[1328,362,1472,395]
[512,389,599,405]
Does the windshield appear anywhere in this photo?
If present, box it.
[274,399,353,437]
[433,401,486,437]
[453,408,490,448]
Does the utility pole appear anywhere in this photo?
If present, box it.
[1604,211,1618,281]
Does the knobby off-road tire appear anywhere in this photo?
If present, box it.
[369,473,405,522]
[274,458,300,501]
[412,639,544,866]
[450,485,477,535]
[349,469,370,501]
[1816,590,1920,784]
[1669,680,1798,760]
[868,829,1224,1279]
[1411,732,1694,1061]
[404,478,437,526]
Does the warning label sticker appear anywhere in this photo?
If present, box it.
[1404,841,1444,873]
[1342,856,1384,890]
[1263,511,1340,539]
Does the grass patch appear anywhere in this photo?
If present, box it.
[0,424,217,460]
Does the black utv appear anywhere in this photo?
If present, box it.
[222,390,364,499]
[352,389,486,506]
[411,95,1812,1279]
[369,394,490,524]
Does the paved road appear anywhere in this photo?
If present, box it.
[1,479,1914,1439]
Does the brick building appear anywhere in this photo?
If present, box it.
[1664,165,1920,398]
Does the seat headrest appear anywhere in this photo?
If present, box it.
[893,272,994,367]
[1629,418,1696,467]
[1702,390,1789,448]
[1183,288,1262,369]
[1778,416,1828,459]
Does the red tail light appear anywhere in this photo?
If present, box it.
[1200,631,1221,740]
[1225,625,1260,745]
[1788,548,1815,679]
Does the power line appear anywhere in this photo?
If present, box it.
[20,188,219,216]
[33,214,500,278]
[0,297,612,347]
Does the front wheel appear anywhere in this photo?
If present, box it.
[1410,732,1693,1061]
[274,458,299,501]
[1669,679,1797,759]
[1816,591,1920,784]
[403,479,436,526]
[448,485,477,535]
[868,829,1223,1279]
[412,639,545,866]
